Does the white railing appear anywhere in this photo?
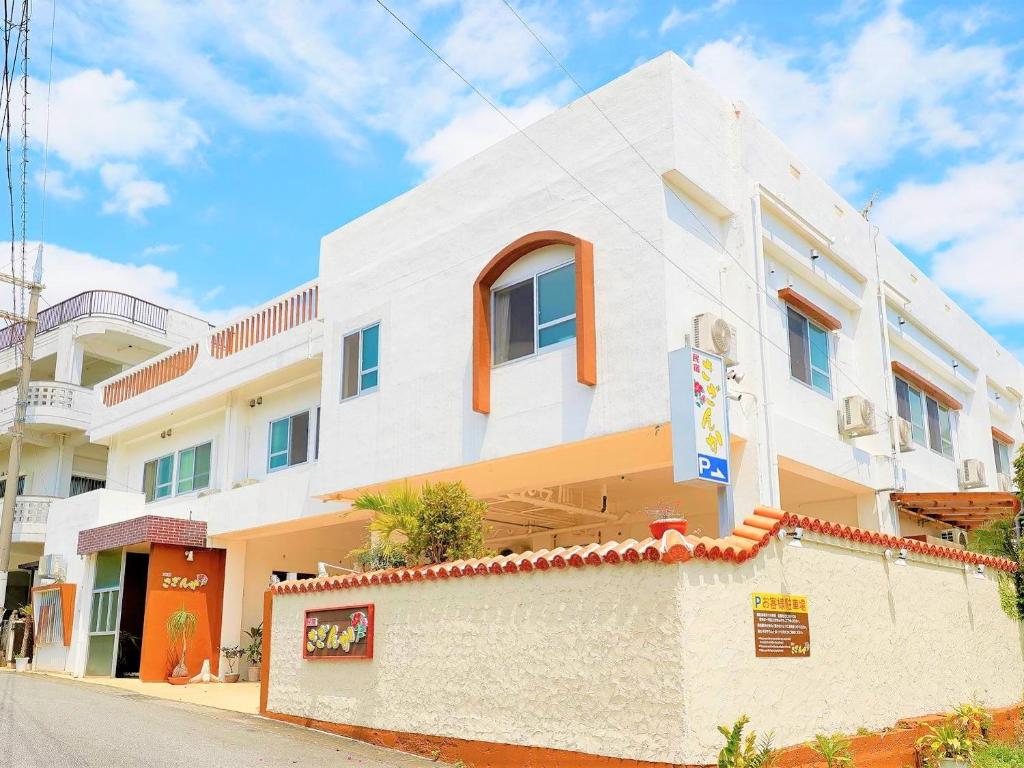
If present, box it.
[12,495,52,541]
[0,382,93,428]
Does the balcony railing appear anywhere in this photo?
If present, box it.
[0,290,169,351]
[0,381,93,428]
[102,343,199,406]
[13,495,51,539]
[210,284,318,359]
[102,282,318,407]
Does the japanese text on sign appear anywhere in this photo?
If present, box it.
[669,347,732,486]
[752,592,810,658]
[303,605,374,660]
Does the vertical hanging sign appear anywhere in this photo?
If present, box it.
[669,346,731,485]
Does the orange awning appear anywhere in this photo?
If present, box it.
[891,491,1020,530]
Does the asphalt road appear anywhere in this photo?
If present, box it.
[0,672,448,768]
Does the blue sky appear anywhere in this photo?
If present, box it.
[21,0,1024,352]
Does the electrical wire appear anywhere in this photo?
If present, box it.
[496,0,900,423]
[36,0,54,246]
[374,0,900,425]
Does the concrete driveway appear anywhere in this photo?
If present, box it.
[0,671,449,767]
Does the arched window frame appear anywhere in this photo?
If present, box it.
[472,231,595,414]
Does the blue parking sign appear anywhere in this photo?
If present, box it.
[697,453,730,484]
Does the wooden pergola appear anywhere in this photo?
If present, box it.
[891,491,1021,530]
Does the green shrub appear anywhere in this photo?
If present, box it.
[718,715,777,768]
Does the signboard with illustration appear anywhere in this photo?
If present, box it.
[669,346,731,486]
[752,592,810,658]
[303,605,374,660]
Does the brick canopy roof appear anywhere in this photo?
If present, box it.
[77,515,207,555]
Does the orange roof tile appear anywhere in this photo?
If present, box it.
[271,506,1017,595]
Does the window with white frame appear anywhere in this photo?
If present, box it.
[492,260,576,365]
[341,323,379,400]
[144,443,212,502]
[894,376,954,458]
[268,411,310,471]
[994,437,1012,477]
[786,306,831,396]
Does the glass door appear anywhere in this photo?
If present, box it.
[85,548,124,677]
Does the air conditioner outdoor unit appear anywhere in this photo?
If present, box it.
[839,395,877,437]
[895,417,914,452]
[692,313,738,366]
[998,473,1014,492]
[38,553,65,581]
[959,458,987,490]
[940,528,969,548]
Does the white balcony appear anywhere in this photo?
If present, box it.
[0,382,93,434]
[12,495,52,542]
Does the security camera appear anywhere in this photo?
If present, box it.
[727,367,745,383]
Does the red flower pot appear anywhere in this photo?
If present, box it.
[649,518,688,538]
[167,676,190,686]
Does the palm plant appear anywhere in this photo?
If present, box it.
[166,606,198,679]
[808,733,854,768]
[350,486,422,564]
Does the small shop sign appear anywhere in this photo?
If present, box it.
[161,572,208,591]
[669,346,731,486]
[303,605,374,660]
[752,592,810,658]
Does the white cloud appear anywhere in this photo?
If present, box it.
[52,0,572,177]
[586,2,635,35]
[660,0,735,34]
[875,159,1024,324]
[139,243,179,259]
[36,69,205,169]
[13,241,251,326]
[36,169,82,200]
[99,162,170,220]
[407,95,559,177]
[690,6,1008,187]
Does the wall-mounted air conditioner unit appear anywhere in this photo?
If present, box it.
[38,553,66,581]
[838,395,877,437]
[998,473,1013,492]
[692,313,738,366]
[939,528,969,548]
[895,417,914,452]
[959,459,986,490]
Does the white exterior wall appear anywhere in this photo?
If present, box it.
[305,52,1022,524]
[268,537,1022,764]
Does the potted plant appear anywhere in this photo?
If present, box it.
[220,645,243,683]
[166,606,198,685]
[243,624,263,682]
[13,603,32,672]
[917,723,981,768]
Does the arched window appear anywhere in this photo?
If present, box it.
[472,231,595,414]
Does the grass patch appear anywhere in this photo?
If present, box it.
[975,743,1024,768]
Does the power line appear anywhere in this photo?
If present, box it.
[497,0,895,422]
[374,0,898,425]
[36,0,54,245]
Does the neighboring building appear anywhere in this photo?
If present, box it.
[40,53,1024,680]
[1,290,210,608]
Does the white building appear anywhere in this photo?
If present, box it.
[41,53,1023,680]
[1,289,209,608]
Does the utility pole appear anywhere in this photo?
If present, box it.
[0,245,43,611]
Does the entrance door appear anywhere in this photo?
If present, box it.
[115,552,149,678]
[85,548,123,677]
